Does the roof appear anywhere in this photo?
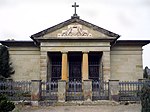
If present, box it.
[0,40,149,47]
[0,41,36,47]
[30,16,120,42]
[116,40,150,46]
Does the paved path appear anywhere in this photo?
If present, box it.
[17,104,141,112]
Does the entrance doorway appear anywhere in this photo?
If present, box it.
[68,52,82,81]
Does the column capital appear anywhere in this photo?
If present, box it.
[61,51,68,54]
[82,51,89,54]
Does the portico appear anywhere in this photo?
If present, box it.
[46,51,103,82]
[40,40,111,82]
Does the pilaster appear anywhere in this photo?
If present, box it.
[40,51,47,81]
[102,51,110,81]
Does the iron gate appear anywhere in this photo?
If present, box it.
[92,80,109,100]
[66,80,83,101]
[41,81,58,101]
[69,62,81,81]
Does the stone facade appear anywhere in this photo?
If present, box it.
[9,46,40,81]
[110,45,143,81]
[0,17,149,82]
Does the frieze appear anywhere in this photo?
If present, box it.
[57,25,92,37]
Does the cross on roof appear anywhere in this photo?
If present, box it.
[72,2,79,17]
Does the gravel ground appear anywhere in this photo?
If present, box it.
[14,104,141,112]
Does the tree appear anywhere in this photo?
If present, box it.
[144,66,149,79]
[0,44,14,80]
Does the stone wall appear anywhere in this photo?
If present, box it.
[110,46,143,81]
[9,46,40,81]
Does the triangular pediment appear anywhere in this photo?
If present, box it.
[31,17,120,42]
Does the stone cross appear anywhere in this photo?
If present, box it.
[72,2,79,16]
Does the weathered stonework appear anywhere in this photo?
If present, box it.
[83,80,92,101]
[102,51,111,81]
[9,46,40,81]
[58,80,66,102]
[109,80,119,101]
[110,46,143,81]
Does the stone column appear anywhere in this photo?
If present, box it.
[58,80,66,102]
[31,80,42,106]
[82,52,89,81]
[109,80,119,101]
[83,80,92,101]
[61,52,68,81]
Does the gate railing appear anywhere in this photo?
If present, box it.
[119,81,144,101]
[41,81,58,101]
[92,80,109,100]
[66,80,83,101]
[0,81,31,101]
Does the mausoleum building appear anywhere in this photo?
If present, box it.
[0,6,150,83]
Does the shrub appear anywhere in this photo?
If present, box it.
[140,81,150,112]
[0,94,15,112]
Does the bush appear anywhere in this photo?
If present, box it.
[0,94,15,112]
[140,81,150,112]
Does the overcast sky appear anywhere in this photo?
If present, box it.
[0,0,150,67]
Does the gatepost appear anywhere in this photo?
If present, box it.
[109,80,119,101]
[31,80,42,106]
[58,80,66,102]
[83,80,92,101]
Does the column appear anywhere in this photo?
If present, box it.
[61,52,68,81]
[82,52,89,81]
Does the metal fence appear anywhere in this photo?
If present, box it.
[41,81,58,101]
[66,80,83,101]
[119,81,144,101]
[0,81,31,101]
[92,81,109,100]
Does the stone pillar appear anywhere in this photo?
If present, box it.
[83,80,92,101]
[58,80,66,102]
[31,80,42,106]
[109,80,119,101]
[61,52,68,81]
[82,52,89,81]
[102,51,110,81]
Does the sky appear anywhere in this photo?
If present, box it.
[0,0,150,67]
